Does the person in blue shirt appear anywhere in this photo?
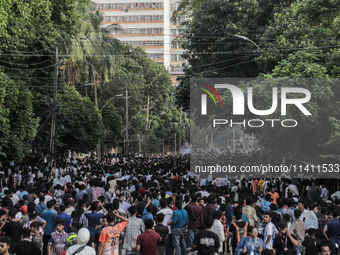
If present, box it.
[261,194,272,213]
[84,201,106,243]
[35,195,47,217]
[168,200,189,255]
[42,200,57,255]
[142,203,154,223]
[235,227,267,255]
[55,205,72,233]
[227,206,251,227]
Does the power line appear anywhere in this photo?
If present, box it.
[0,60,64,71]
[0,44,58,53]
[0,59,52,66]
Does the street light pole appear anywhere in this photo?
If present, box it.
[99,94,123,159]
[234,34,261,49]
[145,96,150,156]
[125,88,128,154]
[93,70,101,161]
[179,106,182,151]
[49,46,58,167]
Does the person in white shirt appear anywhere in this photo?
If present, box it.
[28,171,35,189]
[211,210,225,253]
[321,186,329,201]
[157,198,173,239]
[285,183,299,198]
[8,189,19,205]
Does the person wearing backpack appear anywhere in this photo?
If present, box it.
[71,200,85,230]
[228,208,251,254]
[264,212,278,250]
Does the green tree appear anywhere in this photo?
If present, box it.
[0,72,39,164]
[56,87,103,153]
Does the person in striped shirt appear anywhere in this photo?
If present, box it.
[48,219,67,255]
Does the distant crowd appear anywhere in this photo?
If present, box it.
[0,153,337,255]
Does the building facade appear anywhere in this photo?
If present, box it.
[91,0,186,83]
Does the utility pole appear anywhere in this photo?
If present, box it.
[93,70,101,161]
[175,132,177,155]
[162,138,164,154]
[179,106,182,151]
[145,96,150,156]
[125,87,128,154]
[49,46,58,167]
[233,126,235,152]
[94,70,97,108]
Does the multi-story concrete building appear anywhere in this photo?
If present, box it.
[91,0,186,83]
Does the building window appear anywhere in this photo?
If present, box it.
[148,53,163,60]
[107,15,164,23]
[171,54,178,61]
[122,40,164,47]
[110,28,164,35]
[178,55,185,61]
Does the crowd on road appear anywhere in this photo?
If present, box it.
[0,153,337,255]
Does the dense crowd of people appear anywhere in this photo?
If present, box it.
[0,153,337,255]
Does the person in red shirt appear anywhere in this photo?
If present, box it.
[97,211,129,255]
[133,219,161,255]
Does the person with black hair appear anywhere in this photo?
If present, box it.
[318,243,330,255]
[0,236,12,255]
[264,212,277,250]
[42,200,57,255]
[235,227,266,255]
[323,208,340,254]
[55,205,72,233]
[97,211,129,255]
[132,219,161,255]
[48,219,67,255]
[243,197,257,227]
[92,215,107,250]
[31,221,43,253]
[270,204,282,230]
[125,206,144,255]
[157,198,173,255]
[0,210,6,232]
[14,228,41,255]
[203,195,217,219]
[281,199,295,222]
[317,208,329,242]
[141,197,154,223]
[0,209,23,254]
[273,222,299,255]
[35,196,47,217]
[211,210,225,253]
[282,214,291,230]
[297,200,318,230]
[84,201,106,242]
[0,197,10,216]
[262,194,273,212]
[168,199,188,255]
[302,228,322,255]
[188,216,220,255]
[229,208,251,253]
[155,213,169,255]
[290,210,305,255]
[184,193,203,249]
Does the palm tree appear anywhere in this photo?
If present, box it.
[60,3,124,88]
